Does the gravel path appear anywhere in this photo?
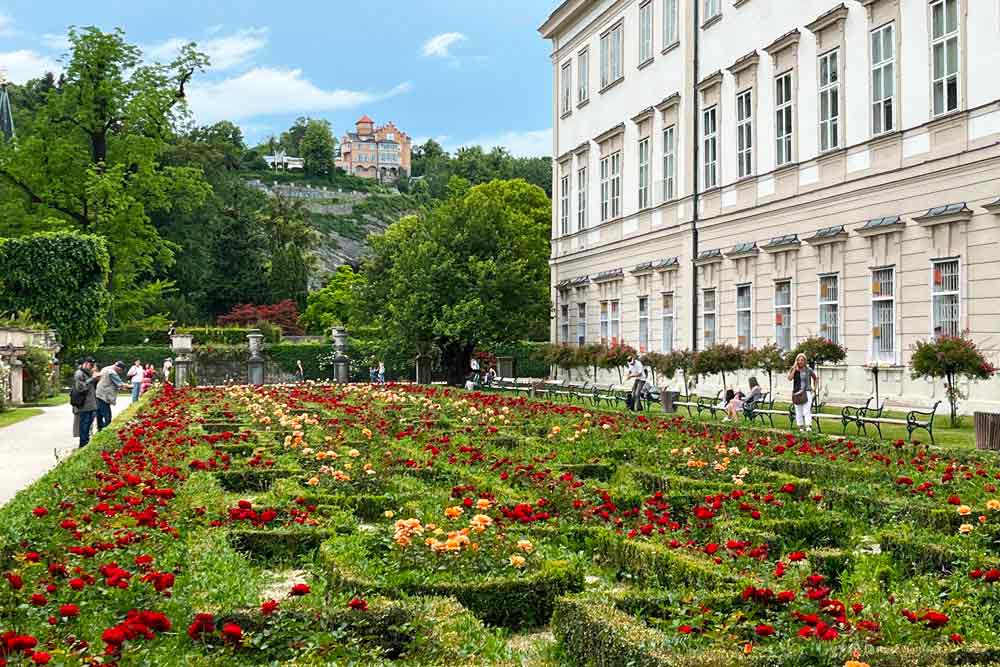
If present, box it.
[0,400,129,507]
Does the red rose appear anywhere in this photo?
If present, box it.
[755,624,775,637]
[69,578,85,591]
[60,604,80,617]
[788,551,806,562]
[32,507,48,518]
[920,610,949,628]
[187,613,215,640]
[290,583,310,596]
[30,594,47,606]
[261,599,279,616]
[678,625,694,634]
[950,633,964,644]
[31,652,51,665]
[348,598,368,612]
[5,572,24,590]
[221,622,242,645]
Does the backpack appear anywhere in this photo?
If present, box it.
[69,386,88,408]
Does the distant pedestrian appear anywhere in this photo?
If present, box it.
[140,363,156,395]
[96,361,126,431]
[126,359,144,403]
[162,358,173,384]
[625,354,645,411]
[788,353,820,433]
[378,361,385,384]
[484,367,497,387]
[296,360,305,382]
[71,357,99,448]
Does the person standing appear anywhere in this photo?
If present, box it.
[126,360,144,403]
[71,358,99,448]
[96,361,126,431]
[787,354,820,432]
[162,358,173,384]
[625,354,646,411]
[377,361,385,385]
[140,363,156,395]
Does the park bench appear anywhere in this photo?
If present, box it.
[697,390,724,419]
[534,379,565,400]
[555,381,588,402]
[840,397,879,435]
[592,383,630,408]
[743,392,784,427]
[673,393,701,417]
[857,400,942,446]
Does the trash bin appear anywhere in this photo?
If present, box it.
[660,390,680,413]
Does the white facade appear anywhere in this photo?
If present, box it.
[540,0,1000,412]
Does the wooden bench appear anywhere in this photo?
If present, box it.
[743,393,784,427]
[858,400,942,445]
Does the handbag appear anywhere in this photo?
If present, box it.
[792,390,808,406]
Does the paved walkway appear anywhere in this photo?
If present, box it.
[0,400,130,507]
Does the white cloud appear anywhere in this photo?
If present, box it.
[0,12,14,36]
[145,27,269,70]
[40,33,71,51]
[0,49,61,83]
[186,66,413,123]
[421,32,467,58]
[450,129,552,158]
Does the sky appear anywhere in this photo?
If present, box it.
[0,0,555,156]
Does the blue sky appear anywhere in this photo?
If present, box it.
[0,0,554,155]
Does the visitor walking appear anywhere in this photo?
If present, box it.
[96,361,126,431]
[127,359,144,403]
[378,361,385,384]
[296,360,305,383]
[71,357,99,448]
[140,363,156,395]
[788,354,819,432]
[625,354,645,411]
[162,358,173,384]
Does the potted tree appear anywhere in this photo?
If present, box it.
[910,333,996,427]
[692,344,746,393]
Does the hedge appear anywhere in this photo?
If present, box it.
[493,340,548,378]
[102,325,284,346]
[594,532,734,587]
[227,526,354,562]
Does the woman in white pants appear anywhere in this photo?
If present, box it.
[787,353,819,432]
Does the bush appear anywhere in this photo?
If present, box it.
[103,325,283,346]
[218,300,304,335]
[910,333,996,425]
[266,342,335,380]
[692,344,745,389]
[789,336,847,367]
[21,347,55,403]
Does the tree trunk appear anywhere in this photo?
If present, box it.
[947,372,958,426]
[442,342,474,387]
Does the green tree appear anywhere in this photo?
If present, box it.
[0,231,112,353]
[910,334,996,426]
[0,27,212,315]
[300,265,365,333]
[746,344,786,396]
[259,194,318,308]
[692,344,746,391]
[279,117,309,156]
[358,178,550,385]
[299,119,336,176]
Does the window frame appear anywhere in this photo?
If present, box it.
[560,303,570,345]
[578,48,590,105]
[600,156,610,222]
[870,267,897,364]
[736,89,753,179]
[818,274,840,345]
[638,136,651,210]
[610,151,622,219]
[870,21,896,136]
[931,258,961,339]
[662,125,676,202]
[703,106,718,189]
[703,288,717,349]
[577,302,587,345]
[818,48,840,152]
[930,0,960,117]
[774,279,792,353]
[775,71,794,166]
[736,283,752,350]
[638,295,649,353]
[663,0,678,48]
[577,166,588,231]
[610,299,621,345]
[559,173,571,235]
[639,1,654,65]
[600,21,624,90]
[661,292,674,352]
[704,0,720,20]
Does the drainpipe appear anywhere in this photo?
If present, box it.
[691,0,701,352]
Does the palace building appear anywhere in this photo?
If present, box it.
[539,0,1000,411]
[336,115,412,181]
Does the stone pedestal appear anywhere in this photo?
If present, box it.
[8,357,23,405]
[330,327,350,384]
[415,355,432,385]
[173,357,191,387]
[247,330,265,385]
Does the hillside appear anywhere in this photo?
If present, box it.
[245,178,418,275]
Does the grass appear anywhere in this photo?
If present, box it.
[25,393,69,407]
[0,407,44,429]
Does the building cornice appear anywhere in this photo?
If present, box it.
[592,268,625,283]
[538,0,590,39]
[912,203,973,227]
[654,257,680,272]
[655,92,681,113]
[630,106,655,124]
[697,70,724,92]
[805,3,849,35]
[806,225,849,246]
[631,261,655,275]
[593,122,626,145]
[727,50,760,76]
[574,141,591,155]
[762,234,801,252]
[984,197,1000,213]
[856,215,905,237]
[726,242,759,259]
[764,29,801,57]
[694,249,724,266]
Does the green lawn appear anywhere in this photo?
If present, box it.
[0,407,44,429]
[25,393,69,408]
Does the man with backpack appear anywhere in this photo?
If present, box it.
[71,358,99,448]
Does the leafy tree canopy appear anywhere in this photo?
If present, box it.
[300,265,366,334]
[911,334,996,425]
[410,140,552,199]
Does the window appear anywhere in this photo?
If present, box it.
[600,302,609,344]
[775,72,794,166]
[704,0,720,20]
[932,259,960,338]
[637,296,650,352]
[600,152,622,222]
[638,137,651,209]
[819,275,840,344]
[639,2,654,64]
[662,125,676,201]
[931,0,959,116]
[736,89,753,178]
[775,280,792,352]
[561,62,572,116]
[578,49,590,104]
[819,49,840,152]
[703,106,718,189]
[560,304,570,344]
[610,300,621,344]
[663,0,678,47]
[737,284,752,349]
[577,167,588,231]
[871,22,895,135]
[560,174,571,235]
[386,133,395,141]
[600,22,624,89]
[577,303,587,345]
[703,290,717,348]
[871,268,895,363]
[661,293,674,352]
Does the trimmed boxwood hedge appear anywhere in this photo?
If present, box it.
[594,532,734,587]
[320,538,583,629]
[228,526,354,562]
